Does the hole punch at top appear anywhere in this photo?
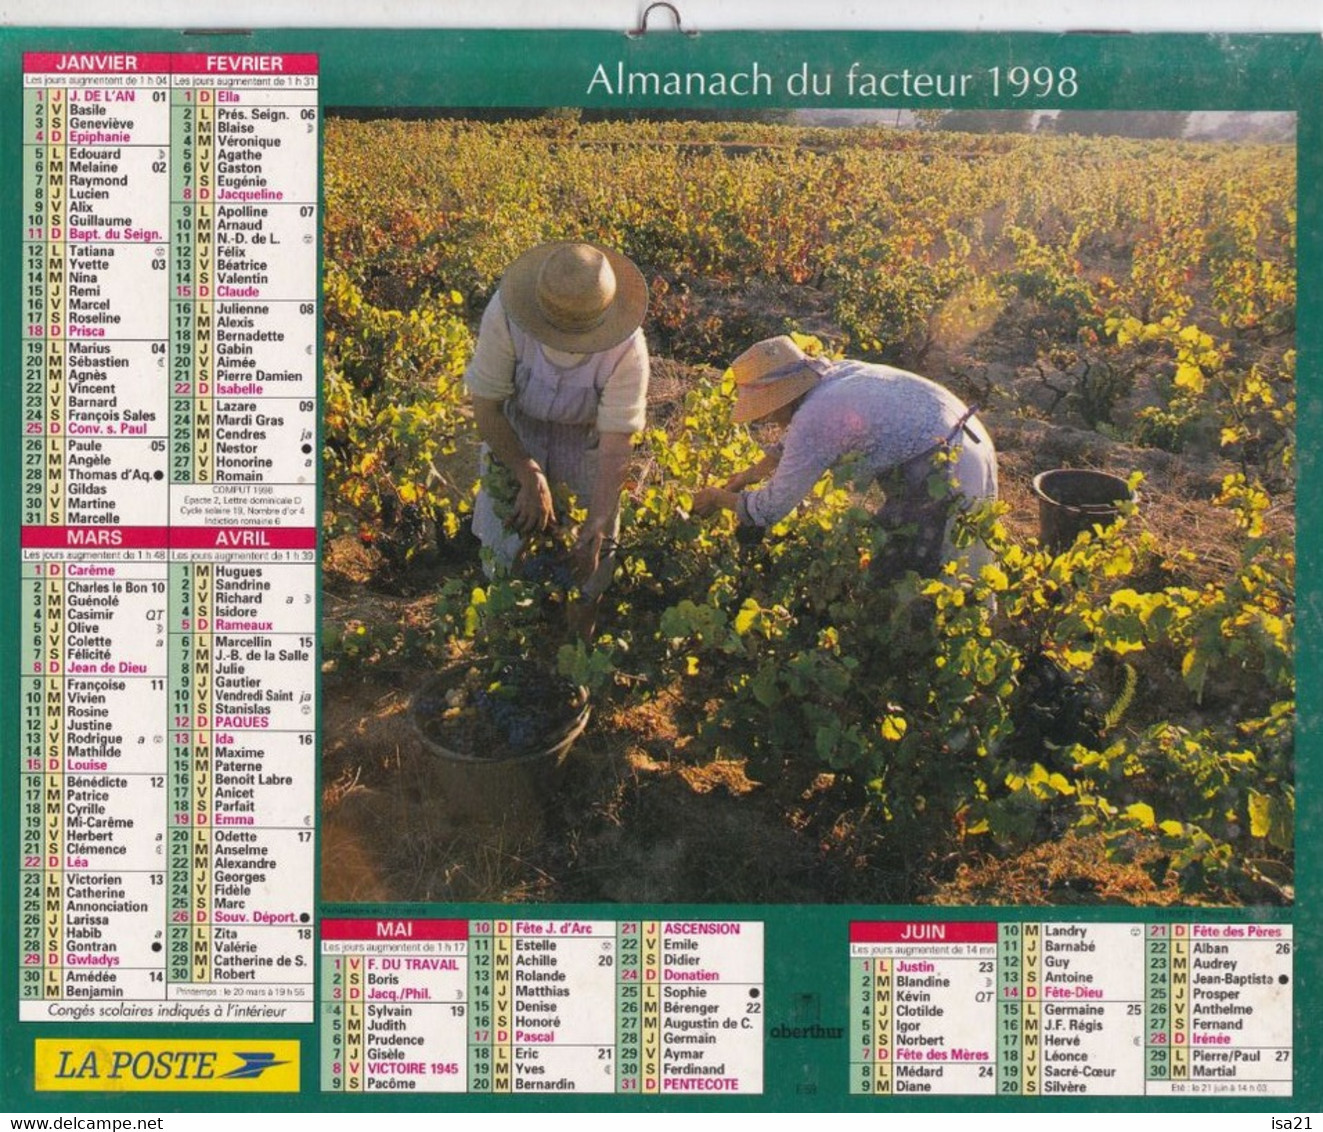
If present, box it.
[627,3,700,37]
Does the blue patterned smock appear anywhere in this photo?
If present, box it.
[736,360,997,530]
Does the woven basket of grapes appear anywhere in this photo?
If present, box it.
[411,658,590,765]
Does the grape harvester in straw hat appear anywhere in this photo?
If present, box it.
[465,241,650,636]
[692,335,999,581]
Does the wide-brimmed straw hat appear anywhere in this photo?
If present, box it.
[500,241,648,353]
[730,336,826,424]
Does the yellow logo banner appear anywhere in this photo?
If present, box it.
[35,1040,300,1092]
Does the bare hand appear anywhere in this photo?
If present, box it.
[692,487,736,517]
[512,468,555,535]
[571,527,604,586]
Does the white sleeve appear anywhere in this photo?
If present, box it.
[463,292,517,401]
[596,331,650,435]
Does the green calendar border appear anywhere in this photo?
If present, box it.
[0,27,1318,1113]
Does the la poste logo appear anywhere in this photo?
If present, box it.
[35,1040,299,1092]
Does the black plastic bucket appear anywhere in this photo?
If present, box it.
[1031,469,1137,551]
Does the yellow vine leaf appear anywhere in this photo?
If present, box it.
[1126,802,1156,828]
[1174,362,1205,392]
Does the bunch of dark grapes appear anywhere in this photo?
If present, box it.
[735,522,766,554]
[474,662,583,755]
[518,550,576,589]
[414,688,447,719]
[374,492,429,568]
[397,502,424,546]
[473,687,540,753]
[1011,651,1104,760]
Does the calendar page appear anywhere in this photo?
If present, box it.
[0,23,1317,1114]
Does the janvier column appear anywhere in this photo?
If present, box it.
[19,50,173,1017]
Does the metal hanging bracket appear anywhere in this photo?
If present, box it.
[627,3,699,38]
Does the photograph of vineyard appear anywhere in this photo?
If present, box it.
[319,109,1294,908]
